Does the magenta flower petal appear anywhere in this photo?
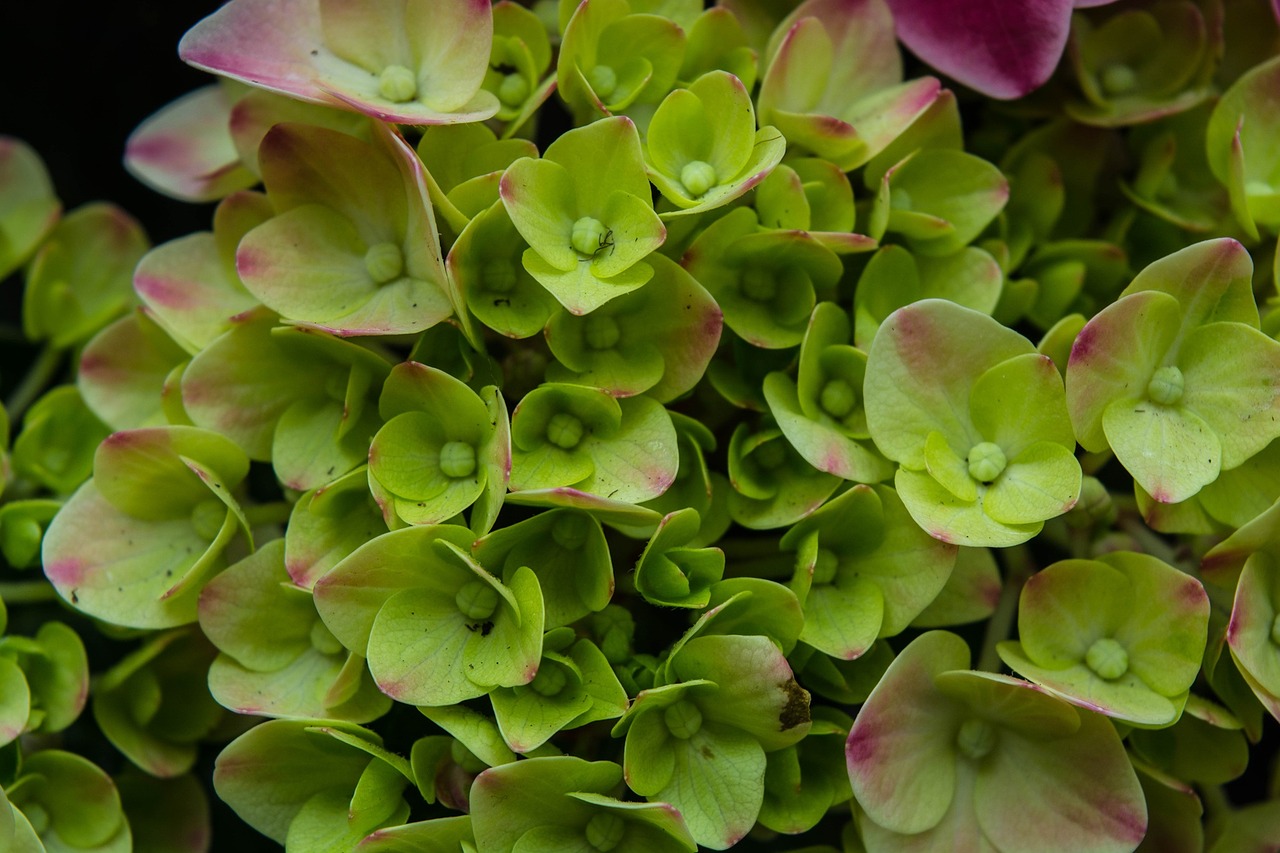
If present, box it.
[886,0,1077,99]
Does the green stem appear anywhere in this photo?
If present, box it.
[5,344,63,422]
[976,544,1035,673]
[1119,516,1182,566]
[0,580,59,605]
[244,501,295,528]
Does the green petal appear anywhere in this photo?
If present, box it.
[1102,398,1221,504]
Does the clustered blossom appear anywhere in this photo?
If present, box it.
[1,0,1280,850]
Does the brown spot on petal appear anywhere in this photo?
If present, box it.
[779,677,810,731]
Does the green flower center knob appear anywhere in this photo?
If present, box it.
[552,513,589,549]
[819,378,857,419]
[364,242,404,284]
[584,314,621,350]
[310,619,345,656]
[1085,637,1129,680]
[956,718,997,761]
[439,441,477,479]
[812,548,839,586]
[529,664,567,696]
[498,73,530,107]
[585,813,626,852]
[967,441,1007,483]
[587,64,617,98]
[741,268,777,302]
[571,216,610,257]
[378,64,418,102]
[1101,63,1137,96]
[1270,614,1280,646]
[1147,365,1184,406]
[455,580,500,621]
[680,160,717,198]
[752,439,787,470]
[664,699,703,739]
[546,413,585,449]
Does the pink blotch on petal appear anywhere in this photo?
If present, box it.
[45,558,88,588]
[929,528,954,544]
[134,273,195,310]
[845,717,879,767]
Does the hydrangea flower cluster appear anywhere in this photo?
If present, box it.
[3,0,1280,850]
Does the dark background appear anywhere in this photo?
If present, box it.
[1,0,228,245]
[2,2,280,848]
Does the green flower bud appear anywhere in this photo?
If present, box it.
[1270,614,1280,647]
[664,699,703,739]
[741,268,777,302]
[23,802,50,835]
[364,242,404,284]
[456,581,500,621]
[439,441,477,479]
[680,160,717,198]
[529,664,567,696]
[571,217,610,257]
[956,718,997,761]
[1101,64,1137,96]
[587,65,617,98]
[1146,365,1184,406]
[498,73,530,107]
[552,513,589,550]
[585,813,626,851]
[1085,637,1129,680]
[378,64,418,102]
[819,379,857,419]
[546,413,585,449]
[967,441,1007,483]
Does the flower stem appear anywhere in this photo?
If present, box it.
[5,344,63,422]
[244,501,294,528]
[976,544,1035,673]
[0,580,59,605]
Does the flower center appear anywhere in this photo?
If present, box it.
[497,73,529,107]
[365,242,404,284]
[378,64,418,102]
[571,216,609,257]
[956,718,997,761]
[529,664,567,696]
[741,268,777,302]
[455,581,499,621]
[585,813,626,852]
[664,699,703,739]
[587,65,617,98]
[439,441,477,479]
[1101,63,1137,96]
[552,513,589,550]
[681,160,717,198]
[547,413,585,450]
[967,442,1007,483]
[819,378,857,419]
[23,802,50,835]
[1147,365,1184,406]
[584,314,621,350]
[1085,637,1129,680]
[752,439,787,470]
